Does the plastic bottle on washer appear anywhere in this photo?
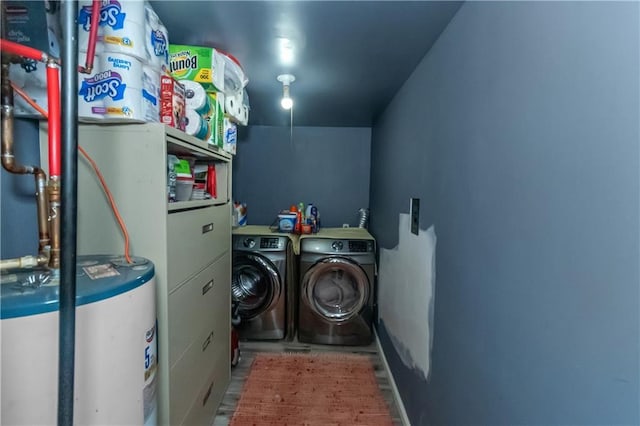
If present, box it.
[305,203,313,222]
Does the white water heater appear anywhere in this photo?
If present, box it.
[1,255,158,425]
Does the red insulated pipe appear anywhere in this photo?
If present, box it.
[0,38,47,62]
[47,62,61,178]
[79,0,101,73]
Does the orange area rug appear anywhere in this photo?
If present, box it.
[230,352,395,426]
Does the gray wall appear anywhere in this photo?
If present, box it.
[370,2,639,425]
[1,119,41,259]
[232,125,371,227]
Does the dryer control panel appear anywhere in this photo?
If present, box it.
[348,240,372,253]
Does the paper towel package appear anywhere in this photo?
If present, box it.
[184,109,210,141]
[224,90,249,126]
[160,75,186,130]
[181,80,213,116]
[169,45,225,93]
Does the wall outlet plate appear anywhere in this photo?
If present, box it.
[410,198,420,235]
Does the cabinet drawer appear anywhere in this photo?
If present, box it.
[169,324,230,426]
[168,252,231,364]
[180,346,230,426]
[167,204,231,290]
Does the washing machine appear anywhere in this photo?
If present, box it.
[232,234,289,340]
[298,234,375,345]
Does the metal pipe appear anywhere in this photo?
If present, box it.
[0,254,48,271]
[1,58,51,260]
[48,176,61,270]
[0,38,49,63]
[35,170,50,252]
[58,1,78,425]
[46,60,61,178]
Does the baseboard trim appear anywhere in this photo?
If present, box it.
[375,329,411,426]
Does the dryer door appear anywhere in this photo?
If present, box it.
[232,253,282,320]
[302,256,369,322]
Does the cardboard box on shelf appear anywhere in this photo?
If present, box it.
[160,75,185,130]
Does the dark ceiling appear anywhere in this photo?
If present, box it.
[151,1,462,127]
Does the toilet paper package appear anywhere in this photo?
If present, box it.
[77,52,105,121]
[77,0,169,67]
[144,3,169,71]
[100,53,144,121]
[169,44,225,93]
[142,65,160,122]
[77,0,146,59]
[77,52,147,122]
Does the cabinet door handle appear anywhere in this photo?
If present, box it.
[202,380,214,407]
[202,279,214,295]
[202,330,214,352]
[202,223,214,234]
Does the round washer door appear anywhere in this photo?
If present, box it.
[232,253,282,320]
[301,256,369,322]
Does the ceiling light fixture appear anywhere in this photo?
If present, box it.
[277,73,295,110]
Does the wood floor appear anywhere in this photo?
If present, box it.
[212,338,404,425]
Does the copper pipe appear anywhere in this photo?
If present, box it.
[1,60,51,261]
[48,176,61,270]
[36,171,50,252]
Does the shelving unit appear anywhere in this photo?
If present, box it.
[41,123,232,425]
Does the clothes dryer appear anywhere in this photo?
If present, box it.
[298,235,375,345]
[232,235,289,340]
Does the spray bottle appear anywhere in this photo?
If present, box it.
[294,203,303,234]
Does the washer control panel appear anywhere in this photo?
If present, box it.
[260,237,282,249]
[233,235,288,252]
[302,238,374,254]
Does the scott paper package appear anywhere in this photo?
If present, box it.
[77,0,169,70]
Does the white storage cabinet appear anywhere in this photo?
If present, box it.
[41,123,232,426]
